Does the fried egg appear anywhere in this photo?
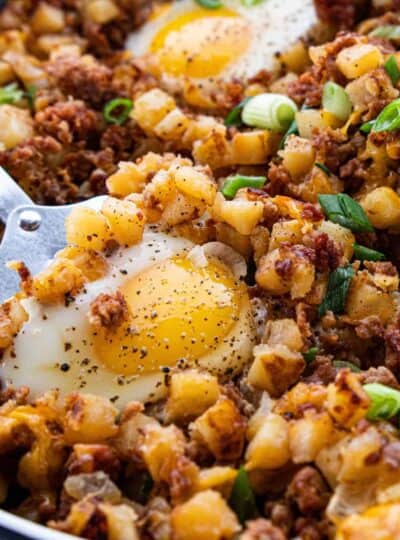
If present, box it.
[0,228,255,406]
[127,0,317,93]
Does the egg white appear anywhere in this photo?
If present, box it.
[0,228,255,407]
[127,0,317,86]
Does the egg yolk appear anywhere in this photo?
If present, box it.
[92,256,244,376]
[150,8,250,78]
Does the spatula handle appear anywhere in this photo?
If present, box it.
[0,168,34,223]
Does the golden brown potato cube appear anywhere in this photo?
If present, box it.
[296,109,326,139]
[195,467,237,498]
[106,162,147,197]
[216,223,253,258]
[0,297,28,349]
[338,426,384,483]
[131,89,176,134]
[31,3,65,34]
[190,398,246,461]
[231,130,279,165]
[245,413,290,470]
[101,197,145,247]
[337,44,383,79]
[66,207,110,252]
[289,411,336,463]
[85,0,120,24]
[0,61,14,86]
[318,221,355,263]
[171,490,240,540]
[64,393,119,444]
[337,502,400,540]
[173,165,217,205]
[32,259,86,304]
[56,246,108,282]
[326,370,370,428]
[0,105,34,150]
[346,271,395,324]
[247,344,305,397]
[279,40,310,73]
[193,130,233,169]
[161,192,205,226]
[279,135,316,178]
[264,318,304,352]
[153,108,190,140]
[268,219,304,251]
[361,187,400,230]
[165,370,220,423]
[211,192,264,236]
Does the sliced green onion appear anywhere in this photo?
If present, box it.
[224,97,252,127]
[242,93,298,132]
[241,0,264,4]
[318,264,355,317]
[360,120,375,134]
[353,243,385,262]
[385,55,400,86]
[194,0,222,8]
[315,162,331,176]
[303,347,318,363]
[370,98,400,132]
[364,383,400,421]
[322,81,352,122]
[333,360,361,372]
[222,174,266,199]
[229,467,258,524]
[25,85,37,110]
[370,25,400,40]
[279,118,299,149]
[103,98,133,125]
[318,193,374,233]
[0,82,24,105]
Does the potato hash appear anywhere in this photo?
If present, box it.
[1,1,400,539]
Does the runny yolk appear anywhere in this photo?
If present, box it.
[92,256,243,376]
[150,8,250,78]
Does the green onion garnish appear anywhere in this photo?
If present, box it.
[318,264,355,317]
[370,25,400,40]
[224,97,252,127]
[0,82,24,105]
[315,162,332,176]
[369,97,400,132]
[25,85,37,110]
[353,243,385,262]
[318,193,374,233]
[279,118,299,149]
[303,347,318,363]
[364,383,400,421]
[241,0,264,4]
[360,120,375,134]
[103,98,133,125]
[322,81,352,122]
[333,360,361,372]
[384,55,400,86]
[194,0,222,8]
[222,174,266,199]
[242,93,298,132]
[229,467,258,524]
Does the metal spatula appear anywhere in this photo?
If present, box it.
[0,167,106,302]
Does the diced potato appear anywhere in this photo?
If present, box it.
[32,259,85,304]
[336,44,383,79]
[230,130,279,165]
[31,3,65,34]
[0,297,28,349]
[275,382,327,417]
[247,344,305,397]
[318,221,355,262]
[325,370,370,428]
[131,89,176,134]
[99,503,139,540]
[211,192,264,236]
[280,135,316,178]
[338,427,384,483]
[101,197,145,247]
[0,61,14,86]
[268,220,304,251]
[154,108,190,140]
[298,166,344,203]
[264,318,304,352]
[250,225,270,263]
[173,165,217,205]
[337,502,400,540]
[66,207,110,252]
[296,109,326,139]
[3,51,47,89]
[0,105,34,150]
[361,187,400,230]
[106,162,147,197]
[190,398,246,461]
[245,414,290,470]
[56,246,108,282]
[165,370,220,423]
[64,393,119,444]
[161,192,205,226]
[216,223,253,258]
[289,411,336,463]
[195,467,237,497]
[279,40,310,74]
[84,0,120,25]
[171,490,240,540]
[255,248,290,295]
[346,271,395,324]
[182,115,223,147]
[193,130,233,168]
